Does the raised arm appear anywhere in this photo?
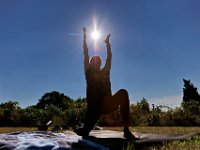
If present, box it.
[103,34,112,73]
[83,27,89,72]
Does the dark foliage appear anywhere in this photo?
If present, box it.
[182,79,200,115]
[36,91,73,110]
[182,79,200,103]
[0,79,200,127]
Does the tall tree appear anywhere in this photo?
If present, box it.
[182,79,200,114]
[183,79,200,102]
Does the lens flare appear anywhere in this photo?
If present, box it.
[90,17,102,50]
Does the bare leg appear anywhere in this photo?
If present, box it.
[74,107,100,137]
[101,89,139,140]
[101,89,130,125]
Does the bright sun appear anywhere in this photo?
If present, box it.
[91,30,100,40]
[90,18,101,50]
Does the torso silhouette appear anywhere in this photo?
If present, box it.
[85,65,112,108]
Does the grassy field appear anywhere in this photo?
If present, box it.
[0,127,200,150]
[104,126,200,134]
[0,127,37,133]
[99,127,200,150]
[105,127,200,150]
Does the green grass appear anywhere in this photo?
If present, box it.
[103,126,200,134]
[103,127,200,150]
[157,138,200,150]
[0,127,37,133]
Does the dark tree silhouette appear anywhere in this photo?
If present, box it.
[183,79,200,103]
[182,79,200,115]
[36,91,73,110]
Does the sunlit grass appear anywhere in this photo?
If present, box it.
[103,126,200,134]
[140,137,200,150]
[0,127,37,133]
[103,127,200,150]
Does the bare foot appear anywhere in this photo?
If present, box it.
[123,128,140,140]
[74,127,89,137]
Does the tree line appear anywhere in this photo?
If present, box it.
[0,79,200,128]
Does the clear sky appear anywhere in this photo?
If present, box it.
[0,0,200,108]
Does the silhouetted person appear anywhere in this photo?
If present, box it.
[74,27,138,140]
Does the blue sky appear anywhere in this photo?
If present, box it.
[0,0,200,108]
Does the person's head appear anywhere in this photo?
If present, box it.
[90,56,102,70]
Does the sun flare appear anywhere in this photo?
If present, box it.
[90,17,102,50]
[91,30,100,40]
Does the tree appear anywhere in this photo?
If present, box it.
[182,79,200,114]
[137,98,150,114]
[129,98,150,126]
[36,91,73,110]
[182,79,200,103]
[20,105,41,127]
[147,104,161,126]
[64,98,87,128]
[0,101,21,126]
[0,101,20,109]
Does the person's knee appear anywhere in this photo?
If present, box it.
[117,89,130,105]
[119,89,129,97]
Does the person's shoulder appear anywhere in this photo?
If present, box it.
[102,68,110,75]
[85,65,93,74]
